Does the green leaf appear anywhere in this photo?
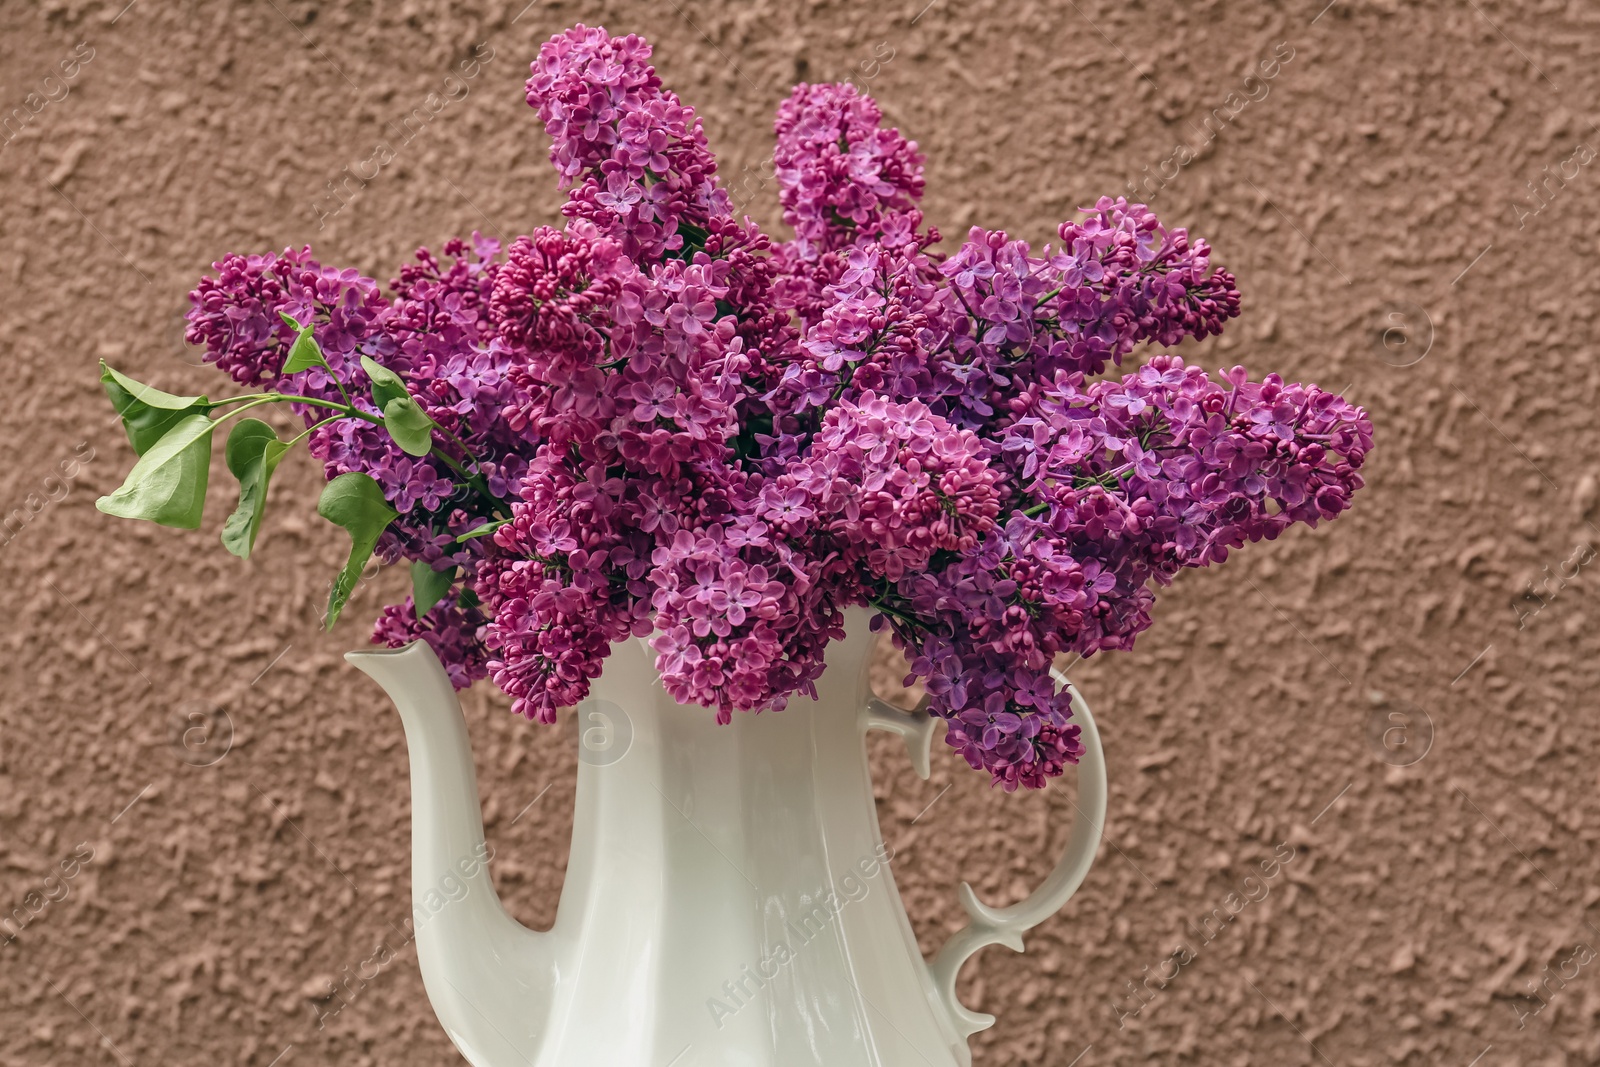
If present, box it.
[101,361,212,455]
[282,326,330,376]
[411,561,454,620]
[101,363,205,411]
[95,412,216,528]
[316,472,398,628]
[456,519,507,542]
[457,585,481,611]
[360,355,435,457]
[381,397,435,456]
[220,419,291,559]
[359,354,409,410]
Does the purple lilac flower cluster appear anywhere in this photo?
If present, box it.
[772,82,927,261]
[526,25,729,263]
[181,24,1371,790]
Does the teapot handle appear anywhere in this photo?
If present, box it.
[862,668,1106,1038]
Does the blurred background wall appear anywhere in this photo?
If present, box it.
[2,0,1598,1064]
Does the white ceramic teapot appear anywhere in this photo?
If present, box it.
[347,606,1105,1066]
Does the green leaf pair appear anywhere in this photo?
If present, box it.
[97,362,288,553]
[96,342,440,630]
[96,410,216,529]
[360,355,435,457]
[220,419,291,558]
[281,313,435,458]
[98,362,219,529]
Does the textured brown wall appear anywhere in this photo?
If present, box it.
[2,0,1597,1064]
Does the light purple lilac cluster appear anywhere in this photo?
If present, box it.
[182,24,1371,790]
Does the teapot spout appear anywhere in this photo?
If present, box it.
[347,642,554,1067]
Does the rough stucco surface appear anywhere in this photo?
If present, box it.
[2,0,1599,1064]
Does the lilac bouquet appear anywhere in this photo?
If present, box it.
[97,26,1371,791]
